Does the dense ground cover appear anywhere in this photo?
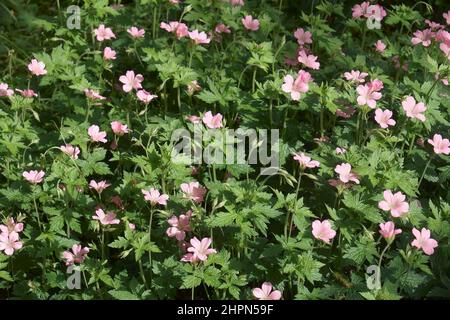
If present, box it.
[0,0,449,300]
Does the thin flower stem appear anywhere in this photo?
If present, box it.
[148,205,155,284]
[32,186,42,230]
[377,243,391,285]
[418,155,433,188]
[252,67,257,92]
[139,259,148,289]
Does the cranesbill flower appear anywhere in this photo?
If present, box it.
[202,111,223,129]
[103,47,117,60]
[88,125,107,143]
[187,80,201,95]
[402,96,426,122]
[166,210,192,241]
[293,152,320,169]
[352,2,370,18]
[374,108,396,128]
[23,170,45,184]
[0,232,22,256]
[94,24,116,41]
[127,26,145,38]
[181,181,207,203]
[335,147,347,155]
[0,218,24,234]
[188,30,211,45]
[142,188,169,205]
[186,237,217,262]
[411,29,434,47]
[119,70,144,92]
[282,70,311,101]
[89,180,111,193]
[215,23,231,34]
[92,208,120,225]
[62,244,89,266]
[294,28,312,46]
[187,115,201,124]
[444,10,450,25]
[0,83,14,97]
[379,221,402,241]
[28,59,47,76]
[297,50,320,70]
[428,134,450,155]
[15,89,37,98]
[378,190,409,218]
[375,40,386,52]
[160,21,189,39]
[252,282,282,300]
[343,70,368,83]
[111,121,129,136]
[411,228,438,255]
[356,79,383,109]
[84,89,106,100]
[242,15,260,31]
[60,144,80,159]
[136,89,157,104]
[312,220,336,243]
[335,163,359,184]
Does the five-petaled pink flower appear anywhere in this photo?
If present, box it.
[111,121,129,136]
[89,180,111,193]
[444,10,450,25]
[0,231,23,256]
[0,83,14,97]
[344,70,368,83]
[402,96,426,122]
[16,88,37,98]
[293,152,320,169]
[60,144,80,160]
[166,211,192,241]
[378,190,409,218]
[356,79,383,109]
[92,209,120,226]
[294,28,312,46]
[215,23,231,34]
[127,26,145,38]
[188,30,211,45]
[375,40,386,53]
[242,15,260,31]
[379,221,402,241]
[119,70,144,92]
[142,188,169,205]
[312,219,336,244]
[62,244,89,266]
[88,125,107,143]
[28,59,47,76]
[335,163,359,184]
[23,170,45,184]
[103,47,117,60]
[297,50,320,70]
[187,115,201,124]
[411,29,434,47]
[411,228,438,255]
[181,181,207,203]
[160,21,189,39]
[282,70,312,101]
[202,111,223,129]
[185,237,217,262]
[136,89,158,104]
[0,218,24,234]
[428,134,450,155]
[374,108,396,129]
[252,282,282,300]
[84,89,106,100]
[94,24,116,41]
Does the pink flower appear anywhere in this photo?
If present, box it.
[15,89,37,98]
[356,80,383,109]
[294,28,312,46]
[374,108,396,129]
[127,26,145,38]
[444,10,450,25]
[88,125,107,143]
[0,83,14,97]
[352,2,370,18]
[187,80,201,95]
[0,218,24,234]
[103,47,117,60]
[0,231,22,256]
[62,244,89,266]
[374,40,386,52]
[335,147,347,155]
[119,70,144,93]
[166,210,192,241]
[229,0,244,5]
[142,188,169,205]
[293,152,320,169]
[242,15,260,31]
[128,223,136,230]
[160,21,189,39]
[312,219,336,244]
[365,4,387,21]
[187,115,201,124]
[343,70,368,83]
[378,190,409,218]
[428,134,450,155]
[440,43,450,60]
[84,89,106,100]
[186,237,217,262]
[379,221,402,241]
[181,181,207,203]
[425,20,444,30]
[28,59,47,76]
[215,23,231,34]
[402,96,426,122]
[188,30,211,45]
[252,282,282,300]
[111,121,129,136]
[297,50,320,70]
[89,180,111,193]
[411,228,438,255]
[335,163,359,184]
[336,106,356,119]
[202,111,223,129]
[92,208,120,226]
[281,70,312,101]
[411,29,434,47]
[94,24,116,41]
[60,144,80,159]
[22,170,45,184]
[136,89,157,104]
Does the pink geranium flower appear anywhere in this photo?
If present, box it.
[411,228,438,255]
[252,282,282,300]
[166,210,192,241]
[378,190,409,218]
[136,89,157,104]
[229,0,244,5]
[335,147,347,155]
[62,244,89,266]
[444,10,450,25]
[84,89,106,100]
[293,152,320,169]
[428,134,450,155]
[187,80,201,95]
[92,208,120,225]
[60,144,80,160]
[343,70,368,83]
[365,4,387,21]
[215,23,231,34]
[89,180,111,193]
[374,108,396,129]
[352,2,370,18]
[294,28,312,46]
[111,121,129,136]
[23,170,45,184]
[127,26,145,38]
[402,96,426,122]
[282,70,312,101]
[312,219,336,243]
[15,89,37,98]
[119,70,144,93]
[0,83,14,97]
[0,218,24,234]
[28,59,47,76]
[0,231,22,256]
[186,237,217,262]
[356,79,383,109]
[94,24,116,41]
[160,21,189,38]
[88,125,107,143]
[103,47,117,60]
[202,111,223,129]
[188,30,211,45]
[242,15,260,31]
[180,181,207,203]
[297,50,320,70]
[142,188,169,205]
[187,115,201,124]
[335,163,359,184]
[379,221,402,241]
[411,29,434,47]
[374,40,386,52]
